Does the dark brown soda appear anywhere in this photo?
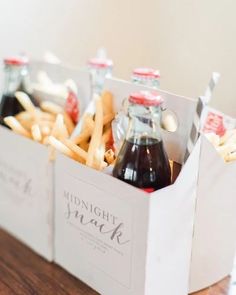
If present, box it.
[113,136,171,192]
[0,94,24,126]
[0,85,38,126]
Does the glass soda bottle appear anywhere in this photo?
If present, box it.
[0,56,38,126]
[132,67,160,88]
[113,91,171,192]
[88,48,113,94]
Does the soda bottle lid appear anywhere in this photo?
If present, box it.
[4,56,29,66]
[129,90,163,106]
[88,57,113,68]
[132,68,160,79]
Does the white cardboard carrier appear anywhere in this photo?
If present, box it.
[0,128,54,260]
[54,78,201,295]
[55,140,200,295]
[0,62,91,261]
[189,138,236,292]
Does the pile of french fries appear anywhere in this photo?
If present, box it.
[4,91,75,150]
[205,130,236,162]
[49,91,116,170]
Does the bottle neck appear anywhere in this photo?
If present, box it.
[126,104,162,143]
[132,75,160,89]
[3,64,31,95]
[88,65,113,94]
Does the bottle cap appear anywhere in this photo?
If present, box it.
[88,58,113,68]
[129,91,163,106]
[4,56,29,66]
[132,68,160,79]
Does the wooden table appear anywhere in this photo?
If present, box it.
[0,229,235,295]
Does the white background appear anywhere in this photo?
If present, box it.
[0,0,236,115]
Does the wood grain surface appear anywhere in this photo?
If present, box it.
[0,229,235,295]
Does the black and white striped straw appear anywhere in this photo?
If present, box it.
[184,72,220,163]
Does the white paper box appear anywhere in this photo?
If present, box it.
[0,62,91,260]
[54,78,200,294]
[54,139,200,295]
[189,138,236,292]
[54,78,236,293]
[0,127,54,260]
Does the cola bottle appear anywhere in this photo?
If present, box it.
[113,91,171,192]
[0,56,38,126]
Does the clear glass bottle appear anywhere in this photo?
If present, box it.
[88,54,113,94]
[113,91,171,192]
[0,56,38,126]
[132,67,160,88]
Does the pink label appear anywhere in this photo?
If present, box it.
[65,91,79,124]
[203,111,226,136]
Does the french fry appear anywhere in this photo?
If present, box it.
[48,136,78,160]
[102,127,112,144]
[15,111,33,121]
[225,151,236,162]
[51,114,64,138]
[72,113,115,145]
[86,95,104,168]
[17,118,34,131]
[85,116,96,130]
[40,125,51,137]
[15,92,37,116]
[87,112,114,130]
[103,113,115,125]
[38,120,54,129]
[94,143,106,170]
[42,136,50,145]
[87,113,115,128]
[105,149,115,165]
[79,141,90,152]
[40,101,63,115]
[101,162,108,169]
[62,139,107,168]
[73,128,91,145]
[59,124,69,140]
[101,91,114,115]
[36,110,56,122]
[63,112,75,135]
[102,91,114,132]
[169,160,174,181]
[71,114,94,144]
[49,114,67,160]
[31,124,42,142]
[62,139,88,161]
[4,116,31,138]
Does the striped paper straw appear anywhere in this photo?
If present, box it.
[184,72,220,162]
